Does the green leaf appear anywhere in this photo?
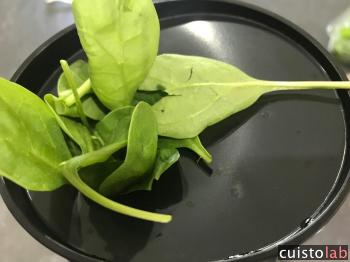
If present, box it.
[72,0,160,109]
[99,102,158,196]
[143,136,211,188]
[140,54,252,92]
[0,78,71,191]
[80,106,135,190]
[45,94,94,154]
[57,59,89,98]
[159,136,212,164]
[61,141,171,223]
[80,95,106,120]
[95,106,134,145]
[147,54,350,138]
[152,143,180,181]
[141,54,258,138]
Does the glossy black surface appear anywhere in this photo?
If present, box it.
[1,1,349,261]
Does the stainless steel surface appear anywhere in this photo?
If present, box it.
[0,0,348,261]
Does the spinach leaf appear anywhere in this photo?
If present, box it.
[149,136,211,183]
[61,141,171,223]
[150,82,266,138]
[99,102,158,196]
[151,143,180,181]
[72,0,160,109]
[95,106,134,145]
[159,136,212,164]
[80,95,107,120]
[140,54,252,92]
[0,78,71,191]
[45,94,94,154]
[140,54,257,138]
[79,106,134,190]
[146,54,350,138]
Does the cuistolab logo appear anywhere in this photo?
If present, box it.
[278,245,348,260]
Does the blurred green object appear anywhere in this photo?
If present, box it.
[328,8,350,64]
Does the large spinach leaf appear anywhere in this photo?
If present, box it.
[99,102,158,196]
[0,78,71,191]
[72,0,160,109]
[145,54,350,138]
[140,54,252,92]
[152,83,264,138]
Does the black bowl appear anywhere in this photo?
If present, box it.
[1,0,349,261]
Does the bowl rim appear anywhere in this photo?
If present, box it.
[1,0,349,261]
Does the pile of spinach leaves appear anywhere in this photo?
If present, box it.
[1,0,350,223]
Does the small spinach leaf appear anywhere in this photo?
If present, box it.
[99,102,158,196]
[152,144,180,181]
[80,95,107,120]
[61,141,171,223]
[159,136,212,164]
[0,78,71,191]
[142,136,211,188]
[72,0,160,109]
[95,106,134,145]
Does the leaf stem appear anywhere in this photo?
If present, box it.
[61,142,172,223]
[191,137,212,164]
[264,80,350,90]
[64,170,172,223]
[177,80,350,92]
[64,79,92,107]
[60,60,89,128]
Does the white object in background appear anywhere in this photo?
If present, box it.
[46,0,72,4]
